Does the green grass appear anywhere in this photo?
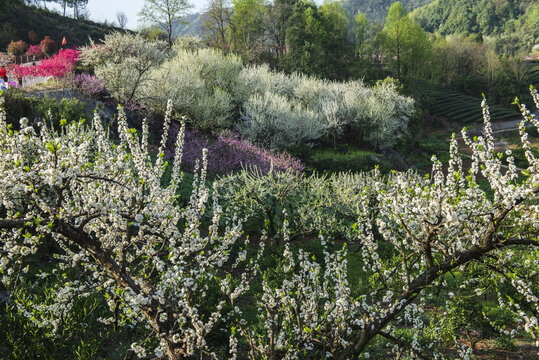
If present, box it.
[405,133,451,170]
[300,145,393,174]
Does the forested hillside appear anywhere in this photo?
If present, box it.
[411,0,539,53]
[340,0,434,24]
[0,0,121,50]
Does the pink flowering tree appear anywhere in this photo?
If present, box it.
[9,48,80,82]
[37,48,79,79]
[25,45,42,59]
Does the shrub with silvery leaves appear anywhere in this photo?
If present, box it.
[142,47,243,130]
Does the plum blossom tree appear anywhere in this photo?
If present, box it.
[241,88,539,359]
[0,100,255,359]
[0,88,538,359]
[80,32,169,105]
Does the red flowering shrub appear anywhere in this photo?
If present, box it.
[9,48,80,80]
[56,48,79,64]
[40,36,57,57]
[7,40,29,57]
[37,49,79,78]
[26,45,42,58]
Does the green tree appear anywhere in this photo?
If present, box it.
[319,0,352,79]
[284,0,353,79]
[284,1,325,75]
[267,0,298,68]
[353,9,369,51]
[139,0,193,47]
[230,0,268,61]
[382,1,430,79]
[202,0,232,53]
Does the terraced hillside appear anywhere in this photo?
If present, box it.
[409,79,519,125]
[529,60,539,85]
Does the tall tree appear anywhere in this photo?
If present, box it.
[381,1,429,79]
[284,1,325,75]
[229,0,267,61]
[202,0,232,53]
[116,11,128,29]
[267,0,297,67]
[284,0,353,79]
[139,0,193,47]
[319,0,352,78]
[353,9,369,51]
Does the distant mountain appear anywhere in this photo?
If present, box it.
[173,13,205,38]
[340,0,435,24]
[0,0,122,50]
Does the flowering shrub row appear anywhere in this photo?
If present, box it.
[9,48,80,80]
[81,34,414,150]
[164,122,304,176]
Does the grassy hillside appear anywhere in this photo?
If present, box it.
[0,2,122,50]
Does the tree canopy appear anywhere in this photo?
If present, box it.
[139,0,193,46]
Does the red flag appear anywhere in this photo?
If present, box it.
[61,36,66,46]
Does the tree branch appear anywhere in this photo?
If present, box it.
[379,331,430,360]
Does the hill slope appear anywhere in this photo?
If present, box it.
[0,1,122,50]
[172,13,205,38]
[340,0,435,24]
[411,0,538,40]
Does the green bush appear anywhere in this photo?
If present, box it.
[2,91,87,130]
[215,168,421,241]
[37,96,86,129]
[2,89,38,128]
[437,296,494,347]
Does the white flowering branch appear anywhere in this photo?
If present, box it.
[0,98,252,359]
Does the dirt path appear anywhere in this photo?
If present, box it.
[450,110,538,140]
